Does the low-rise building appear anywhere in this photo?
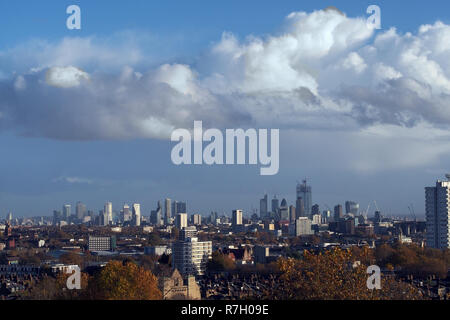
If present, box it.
[88,235,116,252]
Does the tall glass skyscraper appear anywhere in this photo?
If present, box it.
[271,196,279,213]
[297,180,312,216]
[260,194,268,219]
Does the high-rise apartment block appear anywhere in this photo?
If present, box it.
[172,237,212,276]
[426,177,450,249]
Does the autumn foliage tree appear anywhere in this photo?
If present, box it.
[375,244,449,279]
[86,260,162,300]
[272,247,423,300]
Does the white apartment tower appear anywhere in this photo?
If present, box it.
[426,176,450,249]
[172,237,212,276]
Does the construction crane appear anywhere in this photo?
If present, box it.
[364,203,371,218]
[408,204,416,222]
[373,200,380,212]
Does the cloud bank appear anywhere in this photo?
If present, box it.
[1,9,450,171]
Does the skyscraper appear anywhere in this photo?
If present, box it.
[260,194,268,219]
[53,210,62,225]
[279,199,289,221]
[76,202,86,220]
[289,205,296,223]
[345,201,360,216]
[210,211,218,225]
[271,196,279,213]
[297,180,312,216]
[165,198,172,225]
[296,197,306,217]
[426,176,450,249]
[177,202,187,214]
[63,205,71,221]
[123,204,131,222]
[311,204,320,216]
[104,202,113,225]
[132,203,141,227]
[334,204,343,221]
[232,210,243,226]
[151,201,163,226]
[172,201,178,216]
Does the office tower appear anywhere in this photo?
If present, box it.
[88,235,117,252]
[232,210,243,226]
[175,213,188,230]
[123,204,131,222]
[334,205,343,221]
[425,178,450,249]
[98,210,107,226]
[76,202,86,220]
[6,212,12,222]
[210,212,218,225]
[191,214,202,226]
[63,205,71,221]
[53,210,62,225]
[177,202,187,214]
[104,202,113,225]
[172,237,212,276]
[279,199,289,221]
[132,203,141,227]
[311,204,320,216]
[290,217,313,236]
[296,197,306,217]
[180,226,198,241]
[260,194,268,219]
[172,201,178,216]
[151,201,163,227]
[345,201,360,215]
[271,196,279,213]
[374,211,383,223]
[322,210,332,223]
[297,180,312,216]
[289,205,296,223]
[165,198,172,225]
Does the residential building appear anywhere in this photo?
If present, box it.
[172,237,212,276]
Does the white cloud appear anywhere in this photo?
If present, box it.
[45,66,90,88]
[53,176,93,184]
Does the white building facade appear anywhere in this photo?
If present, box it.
[172,237,212,276]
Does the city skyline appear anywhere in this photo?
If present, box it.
[2,175,431,220]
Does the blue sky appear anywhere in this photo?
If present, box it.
[1,0,450,218]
